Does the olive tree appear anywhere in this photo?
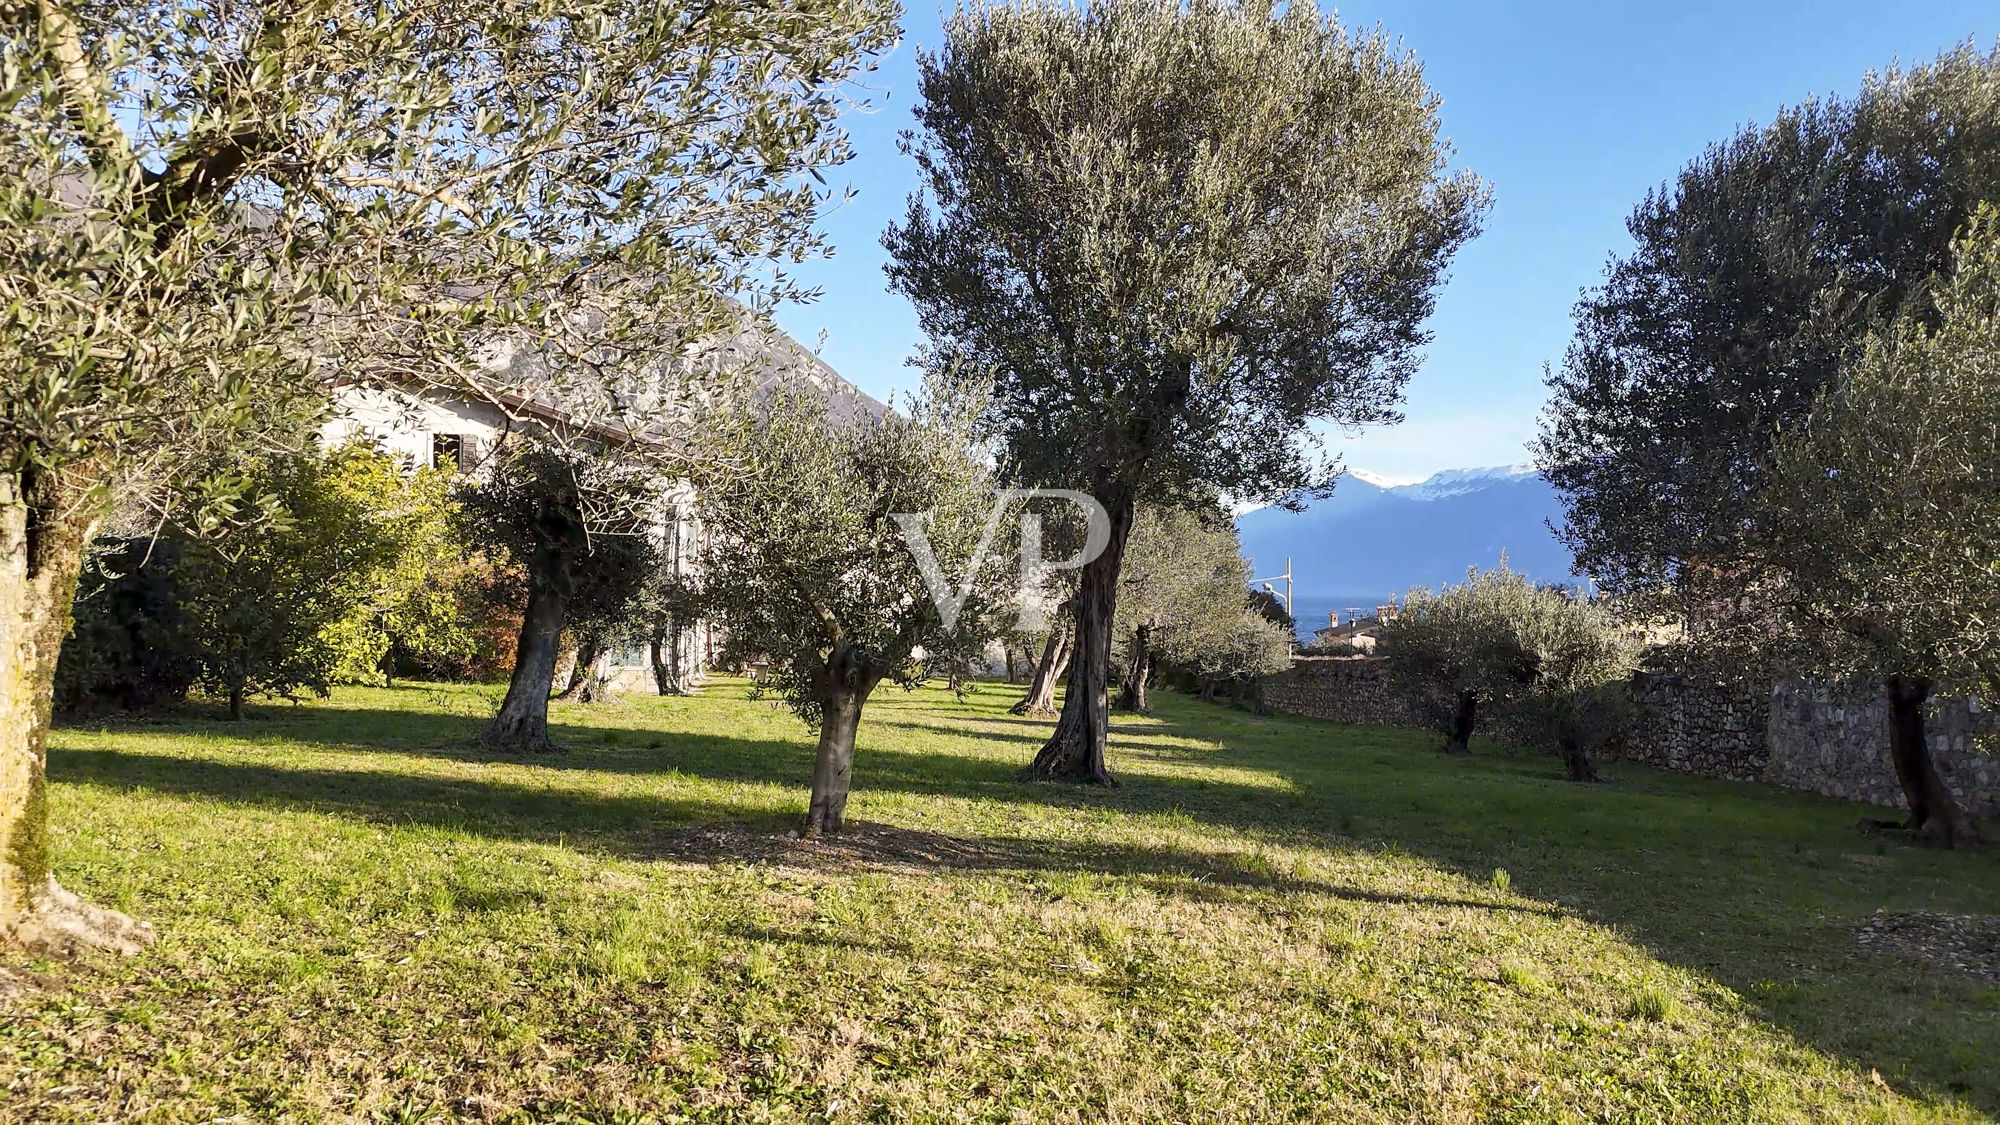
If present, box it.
[685,382,1007,835]
[2,0,895,949]
[1113,503,1254,714]
[1536,45,2000,602]
[1379,562,1543,755]
[171,447,403,719]
[1500,593,1644,783]
[1178,604,1295,711]
[1756,209,2000,848]
[886,0,1485,784]
[457,445,661,749]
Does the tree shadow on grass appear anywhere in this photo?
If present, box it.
[51,686,2000,1115]
[1128,692,2000,1117]
[49,741,1556,929]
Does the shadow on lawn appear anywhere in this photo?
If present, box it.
[52,686,2000,1115]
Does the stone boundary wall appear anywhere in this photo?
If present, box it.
[1765,684,1998,817]
[1259,658,1997,816]
[1260,656,1417,728]
[1622,674,1769,782]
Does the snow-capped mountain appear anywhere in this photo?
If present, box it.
[1236,465,1576,637]
[1397,462,1540,501]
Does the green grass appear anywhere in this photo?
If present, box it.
[5,679,1996,1121]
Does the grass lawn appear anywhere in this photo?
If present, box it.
[5,679,1997,1121]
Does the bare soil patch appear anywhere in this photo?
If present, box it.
[1856,910,2000,982]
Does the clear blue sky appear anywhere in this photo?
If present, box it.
[773,1,1998,483]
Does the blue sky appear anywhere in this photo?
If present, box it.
[773,1,1997,483]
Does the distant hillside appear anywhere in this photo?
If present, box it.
[1236,465,1578,637]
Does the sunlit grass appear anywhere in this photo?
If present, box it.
[3,678,1994,1120]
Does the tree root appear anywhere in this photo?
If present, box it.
[12,878,154,956]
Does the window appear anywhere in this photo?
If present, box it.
[431,433,467,473]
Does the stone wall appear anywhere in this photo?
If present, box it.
[1620,674,1769,781]
[1258,658,1997,817]
[1260,656,1416,727]
[1765,684,1999,817]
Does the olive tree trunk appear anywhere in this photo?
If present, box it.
[650,619,692,696]
[1114,624,1152,713]
[803,642,884,836]
[1885,675,1979,849]
[1559,734,1599,782]
[1029,500,1132,784]
[554,634,603,701]
[1011,618,1070,717]
[1444,689,1478,755]
[483,582,567,751]
[1,470,154,954]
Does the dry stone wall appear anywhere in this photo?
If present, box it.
[1260,656,1417,728]
[1258,659,1996,817]
[1765,684,1998,817]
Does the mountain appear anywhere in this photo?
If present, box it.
[1236,464,1577,637]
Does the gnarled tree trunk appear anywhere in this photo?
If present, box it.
[483,582,567,751]
[1115,624,1152,713]
[804,641,884,836]
[1,470,154,954]
[554,634,603,701]
[1029,500,1132,784]
[1886,675,1979,849]
[1444,689,1478,755]
[1012,618,1070,717]
[1559,734,1599,782]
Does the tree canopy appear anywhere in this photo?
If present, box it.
[685,380,1006,833]
[1535,44,2000,600]
[2,0,900,952]
[886,0,1485,782]
[1379,562,1544,755]
[1114,503,1261,713]
[1754,208,2000,846]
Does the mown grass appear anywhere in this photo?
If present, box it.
[4,679,1996,1121]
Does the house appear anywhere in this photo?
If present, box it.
[320,313,885,690]
[1308,599,1401,653]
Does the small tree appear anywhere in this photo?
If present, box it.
[634,544,706,697]
[1010,606,1073,717]
[1379,562,1543,755]
[887,0,1486,784]
[172,448,404,718]
[1756,208,2000,848]
[688,382,1004,834]
[321,452,484,686]
[1114,504,1255,714]
[1177,604,1295,711]
[4,0,897,950]
[551,534,661,704]
[458,445,661,749]
[1499,594,1643,783]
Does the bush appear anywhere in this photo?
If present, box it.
[57,444,505,714]
[58,538,198,712]
[1380,561,1641,777]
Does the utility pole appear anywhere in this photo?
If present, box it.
[1249,556,1293,618]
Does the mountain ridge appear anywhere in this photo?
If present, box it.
[1236,465,1577,637]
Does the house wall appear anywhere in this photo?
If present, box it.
[324,384,711,677]
[1258,659,1998,816]
[325,384,514,472]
